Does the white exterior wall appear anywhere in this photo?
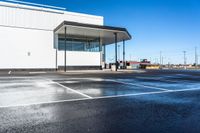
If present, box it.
[0,26,54,69]
[58,51,101,67]
[0,1,103,69]
[0,2,103,30]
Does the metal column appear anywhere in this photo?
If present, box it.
[103,44,106,62]
[123,40,126,69]
[54,33,58,71]
[114,33,118,71]
[64,27,67,72]
[56,48,58,71]
[99,37,101,51]
[98,37,102,70]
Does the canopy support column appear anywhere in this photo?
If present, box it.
[123,40,126,69]
[64,26,67,72]
[114,33,118,71]
[54,33,58,71]
[98,37,102,70]
[56,49,58,71]
[103,44,106,66]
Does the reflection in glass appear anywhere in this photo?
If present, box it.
[58,35,100,52]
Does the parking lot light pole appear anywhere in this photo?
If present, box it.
[114,33,118,71]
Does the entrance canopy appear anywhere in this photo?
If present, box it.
[54,21,132,45]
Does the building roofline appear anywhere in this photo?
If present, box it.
[0,1,65,14]
[4,0,66,10]
[54,21,132,39]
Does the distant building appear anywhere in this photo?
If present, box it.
[126,61,140,69]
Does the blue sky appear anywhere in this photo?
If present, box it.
[7,0,200,64]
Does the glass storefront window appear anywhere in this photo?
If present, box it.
[58,36,100,52]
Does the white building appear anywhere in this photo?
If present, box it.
[0,0,131,71]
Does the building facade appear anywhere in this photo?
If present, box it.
[0,1,131,71]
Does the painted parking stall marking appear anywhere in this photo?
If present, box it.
[0,74,200,108]
[51,80,93,99]
[107,79,170,91]
[0,77,88,108]
[1,84,200,108]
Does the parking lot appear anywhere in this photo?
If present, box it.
[0,70,200,133]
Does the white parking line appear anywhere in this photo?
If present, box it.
[51,80,93,99]
[0,97,91,109]
[93,87,200,100]
[1,87,200,108]
[0,77,40,79]
[158,79,194,83]
[8,71,12,75]
[29,72,47,74]
[56,78,170,91]
[108,79,170,91]
[135,76,193,83]
[157,79,179,83]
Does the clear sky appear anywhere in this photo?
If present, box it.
[8,0,200,64]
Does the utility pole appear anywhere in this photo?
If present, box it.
[160,51,162,65]
[183,51,186,66]
[168,58,170,68]
[160,51,163,69]
[195,47,198,68]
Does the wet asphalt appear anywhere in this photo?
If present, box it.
[0,69,200,133]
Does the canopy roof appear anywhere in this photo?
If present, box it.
[54,21,132,45]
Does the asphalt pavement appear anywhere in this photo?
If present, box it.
[0,69,200,133]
